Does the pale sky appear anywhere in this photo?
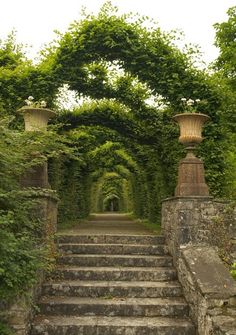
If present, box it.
[0,0,235,64]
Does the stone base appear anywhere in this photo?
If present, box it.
[175,153,209,197]
[20,162,49,188]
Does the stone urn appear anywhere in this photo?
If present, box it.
[173,112,211,197]
[173,112,210,146]
[18,107,56,131]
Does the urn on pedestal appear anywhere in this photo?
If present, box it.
[173,112,210,197]
[18,106,56,188]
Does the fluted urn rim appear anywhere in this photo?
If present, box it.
[173,112,211,146]
[173,112,210,122]
[18,107,56,131]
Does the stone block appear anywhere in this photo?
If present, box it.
[177,246,236,334]
[161,197,232,259]
[181,246,236,300]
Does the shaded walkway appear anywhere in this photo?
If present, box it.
[61,213,157,235]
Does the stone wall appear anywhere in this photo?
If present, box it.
[162,197,229,262]
[162,196,236,335]
[178,246,236,334]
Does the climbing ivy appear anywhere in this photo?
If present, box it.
[0,118,75,304]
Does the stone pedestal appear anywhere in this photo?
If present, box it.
[175,151,209,196]
[21,162,48,188]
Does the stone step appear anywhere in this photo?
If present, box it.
[42,280,183,298]
[58,254,173,267]
[38,296,189,317]
[57,234,165,245]
[31,315,195,335]
[58,243,167,255]
[52,266,177,281]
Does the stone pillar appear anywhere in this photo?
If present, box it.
[19,107,56,189]
[18,106,58,233]
[161,112,236,334]
[175,150,209,196]
[20,159,49,188]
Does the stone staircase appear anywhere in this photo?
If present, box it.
[30,214,195,335]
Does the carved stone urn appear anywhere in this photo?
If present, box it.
[18,107,56,131]
[18,107,56,188]
[173,112,210,197]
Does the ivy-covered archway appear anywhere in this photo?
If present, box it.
[45,5,227,224]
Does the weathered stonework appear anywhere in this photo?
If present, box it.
[177,246,236,335]
[210,311,236,334]
[161,197,227,262]
[162,196,236,334]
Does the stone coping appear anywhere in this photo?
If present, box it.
[181,246,236,300]
[161,196,214,203]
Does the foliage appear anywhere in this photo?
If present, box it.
[0,213,44,300]
[0,32,58,118]
[0,118,74,303]
[214,6,236,89]
[231,263,236,280]
[49,6,218,112]
[0,321,14,335]
[213,8,236,198]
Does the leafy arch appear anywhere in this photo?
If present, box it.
[47,9,221,116]
[43,6,226,193]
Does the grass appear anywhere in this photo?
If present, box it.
[135,219,162,235]
[230,263,236,280]
[127,213,162,235]
[57,219,88,231]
